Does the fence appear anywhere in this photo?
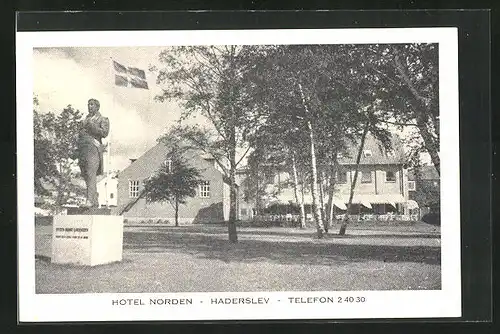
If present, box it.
[249,213,419,224]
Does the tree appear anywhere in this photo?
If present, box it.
[152,46,266,242]
[242,147,273,218]
[338,120,370,235]
[143,146,202,227]
[34,96,57,195]
[53,105,85,206]
[33,97,84,208]
[244,45,368,238]
[290,150,307,228]
[357,43,440,175]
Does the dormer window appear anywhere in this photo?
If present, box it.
[363,150,372,157]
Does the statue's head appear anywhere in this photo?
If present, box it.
[88,98,100,114]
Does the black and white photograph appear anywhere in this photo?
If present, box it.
[17,27,461,322]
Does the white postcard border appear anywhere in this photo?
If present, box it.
[17,27,460,322]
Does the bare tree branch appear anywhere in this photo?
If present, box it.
[235,144,252,168]
[394,52,432,108]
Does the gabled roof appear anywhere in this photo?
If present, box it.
[337,132,406,165]
[120,141,236,185]
[408,165,440,180]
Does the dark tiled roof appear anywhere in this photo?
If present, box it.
[408,165,440,180]
[122,142,236,184]
[337,132,406,165]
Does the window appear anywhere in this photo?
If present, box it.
[240,208,248,216]
[199,181,210,198]
[386,149,395,157]
[264,170,275,184]
[407,181,416,191]
[110,193,114,199]
[363,149,373,157]
[129,180,139,198]
[361,171,372,183]
[165,159,172,173]
[337,171,347,184]
[386,171,396,182]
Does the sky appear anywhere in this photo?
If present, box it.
[33,46,203,172]
[33,46,430,173]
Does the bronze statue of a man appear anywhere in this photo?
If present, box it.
[77,98,110,208]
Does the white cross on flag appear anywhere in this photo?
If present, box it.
[113,60,149,89]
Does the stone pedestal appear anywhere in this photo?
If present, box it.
[51,215,124,266]
[66,207,112,215]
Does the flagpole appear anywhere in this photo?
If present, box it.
[107,57,149,210]
[106,56,115,208]
[107,125,111,208]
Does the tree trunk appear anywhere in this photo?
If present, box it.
[339,120,370,236]
[299,174,307,228]
[56,162,64,207]
[228,126,238,243]
[394,53,440,175]
[254,160,261,217]
[291,152,306,229]
[318,170,327,233]
[326,160,338,227]
[325,183,333,226]
[298,82,325,238]
[328,185,336,227]
[226,47,238,243]
[175,198,179,227]
[307,119,325,238]
[416,115,440,176]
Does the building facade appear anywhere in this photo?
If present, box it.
[115,142,237,224]
[97,172,118,207]
[238,133,415,221]
[332,133,410,216]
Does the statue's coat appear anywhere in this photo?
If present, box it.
[77,112,110,176]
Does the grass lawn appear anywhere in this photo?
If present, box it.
[35,223,441,294]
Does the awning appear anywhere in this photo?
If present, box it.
[333,194,406,205]
[333,199,347,210]
[361,201,372,209]
[407,200,419,209]
[266,190,407,209]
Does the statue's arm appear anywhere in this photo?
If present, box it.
[86,117,110,139]
[99,117,110,138]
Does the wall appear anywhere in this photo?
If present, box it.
[117,144,226,223]
[335,165,404,196]
[97,176,118,207]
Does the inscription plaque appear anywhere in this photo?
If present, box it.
[51,215,124,266]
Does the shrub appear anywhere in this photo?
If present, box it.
[35,216,53,225]
[421,213,440,226]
